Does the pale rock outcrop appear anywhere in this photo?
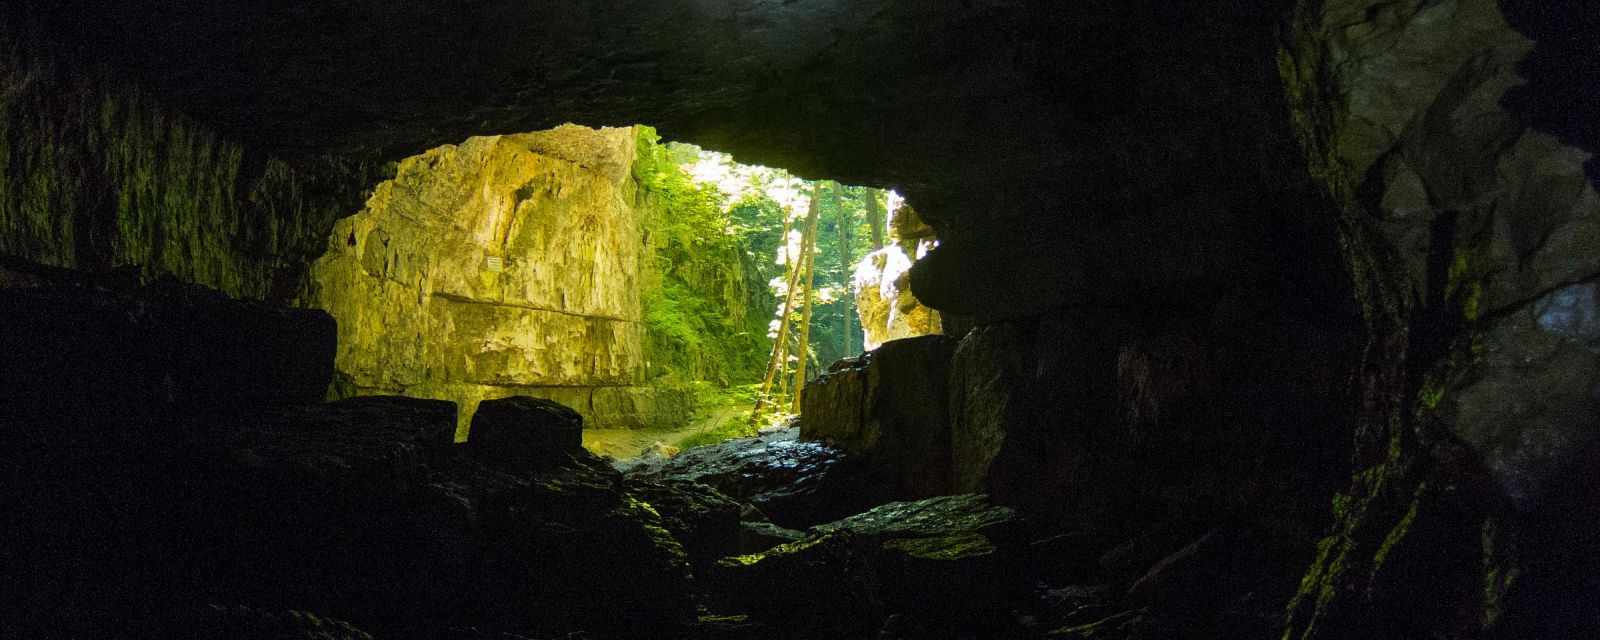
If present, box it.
[304,125,685,438]
[854,205,942,350]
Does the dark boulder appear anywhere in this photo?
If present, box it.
[626,477,744,573]
[232,395,459,474]
[466,396,584,472]
[200,396,689,639]
[624,427,896,530]
[442,459,695,637]
[709,494,1026,639]
[0,280,335,436]
[181,605,375,640]
[800,335,958,497]
[0,280,339,638]
[737,521,806,555]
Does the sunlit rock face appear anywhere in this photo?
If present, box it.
[304,125,682,437]
[854,205,942,350]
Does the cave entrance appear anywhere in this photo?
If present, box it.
[301,124,929,457]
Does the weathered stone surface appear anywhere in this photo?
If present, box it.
[855,205,942,350]
[800,335,957,497]
[302,126,693,436]
[711,494,1023,638]
[591,385,695,430]
[808,493,1021,541]
[625,477,744,572]
[235,396,459,476]
[948,323,1032,493]
[624,427,896,530]
[1278,2,1600,636]
[1446,282,1600,507]
[737,521,806,555]
[855,242,942,350]
[439,461,695,637]
[465,396,584,472]
[0,36,384,303]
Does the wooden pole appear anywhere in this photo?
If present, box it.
[751,186,821,422]
[790,185,824,413]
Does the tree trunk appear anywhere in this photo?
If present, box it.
[835,184,855,357]
[752,186,821,422]
[790,186,823,413]
[866,188,885,251]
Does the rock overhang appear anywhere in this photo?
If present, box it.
[9,0,1314,315]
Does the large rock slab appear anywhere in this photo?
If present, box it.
[800,335,957,497]
[623,427,896,530]
[948,323,1033,494]
[625,477,745,573]
[709,494,1025,638]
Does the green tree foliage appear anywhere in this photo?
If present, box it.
[728,193,788,286]
[633,127,774,388]
[805,183,882,367]
[632,127,890,438]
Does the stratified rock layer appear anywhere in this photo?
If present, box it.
[303,126,686,437]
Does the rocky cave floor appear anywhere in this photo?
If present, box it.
[3,281,1291,640]
[24,403,1272,640]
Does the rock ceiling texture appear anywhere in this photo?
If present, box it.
[17,0,1312,318]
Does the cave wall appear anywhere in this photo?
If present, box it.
[1277,0,1600,637]
[1292,0,1600,509]
[0,31,382,301]
[303,125,690,438]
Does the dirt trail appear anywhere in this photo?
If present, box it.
[583,402,749,460]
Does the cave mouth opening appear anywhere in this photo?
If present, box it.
[299,123,926,458]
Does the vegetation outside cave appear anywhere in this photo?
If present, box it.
[625,127,894,454]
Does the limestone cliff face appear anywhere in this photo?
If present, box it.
[304,125,684,438]
[854,205,942,350]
